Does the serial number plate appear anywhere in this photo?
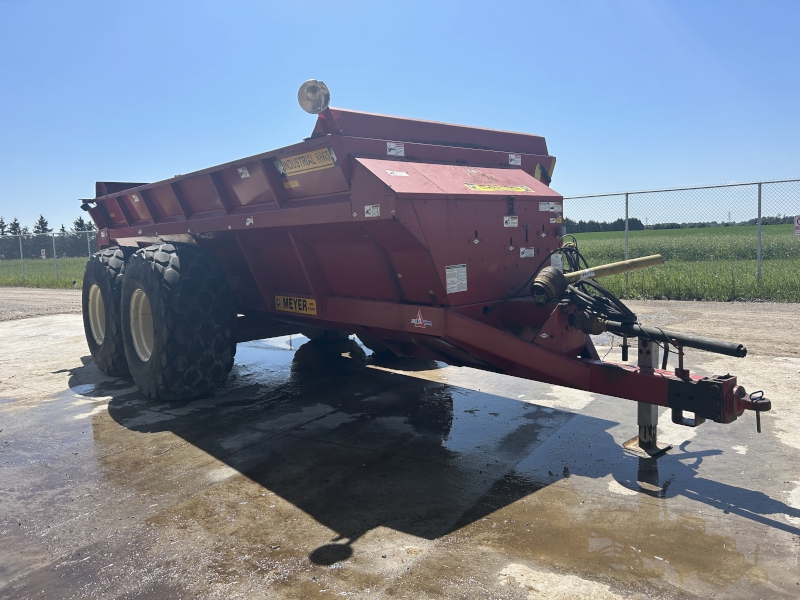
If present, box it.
[275,295,317,315]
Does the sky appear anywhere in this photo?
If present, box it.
[1,0,799,230]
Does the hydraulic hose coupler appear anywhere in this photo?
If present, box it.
[569,311,607,335]
[531,266,568,305]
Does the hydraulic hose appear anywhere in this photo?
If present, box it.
[601,320,747,358]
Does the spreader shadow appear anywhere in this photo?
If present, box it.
[66,338,800,570]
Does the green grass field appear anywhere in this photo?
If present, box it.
[573,224,800,301]
[0,256,87,289]
[1,224,798,301]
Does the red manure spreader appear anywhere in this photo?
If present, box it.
[80,81,769,453]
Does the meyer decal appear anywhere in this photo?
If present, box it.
[464,184,534,193]
[411,310,432,328]
[274,295,317,315]
[277,147,338,177]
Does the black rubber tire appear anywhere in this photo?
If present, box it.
[120,243,237,400]
[82,247,133,376]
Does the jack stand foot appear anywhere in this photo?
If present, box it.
[622,436,671,459]
[624,343,673,458]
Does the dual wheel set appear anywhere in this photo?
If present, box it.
[82,243,238,401]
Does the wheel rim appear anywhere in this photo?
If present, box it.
[88,284,106,345]
[130,288,154,362]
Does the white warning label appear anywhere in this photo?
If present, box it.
[504,216,519,227]
[387,142,405,156]
[540,201,563,212]
[551,253,563,272]
[445,264,467,294]
[519,247,535,258]
[364,205,380,218]
[509,153,522,166]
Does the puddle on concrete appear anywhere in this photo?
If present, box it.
[3,334,799,599]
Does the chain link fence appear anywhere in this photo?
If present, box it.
[0,231,98,288]
[562,178,800,301]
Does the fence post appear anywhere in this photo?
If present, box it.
[18,234,25,282]
[52,233,59,284]
[756,182,762,283]
[624,193,629,283]
[86,231,92,256]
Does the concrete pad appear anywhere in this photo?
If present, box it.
[1,309,798,599]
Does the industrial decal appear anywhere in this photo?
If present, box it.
[504,216,518,227]
[464,184,534,193]
[274,295,317,315]
[276,147,338,177]
[445,264,467,294]
[411,310,432,328]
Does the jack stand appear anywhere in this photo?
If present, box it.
[623,338,672,459]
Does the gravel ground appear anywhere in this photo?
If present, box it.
[0,287,81,322]
[623,299,800,358]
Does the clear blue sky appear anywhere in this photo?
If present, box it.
[1,0,798,230]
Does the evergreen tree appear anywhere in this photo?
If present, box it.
[21,226,30,235]
[33,214,52,234]
[0,216,6,236]
[72,216,95,231]
[8,218,21,235]
[59,224,67,234]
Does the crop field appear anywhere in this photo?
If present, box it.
[0,256,87,289]
[573,223,800,301]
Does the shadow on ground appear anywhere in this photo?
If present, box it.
[66,338,800,571]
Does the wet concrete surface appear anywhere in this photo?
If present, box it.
[1,313,799,599]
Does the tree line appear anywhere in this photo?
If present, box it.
[564,215,795,234]
[0,214,96,236]
[0,215,98,261]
